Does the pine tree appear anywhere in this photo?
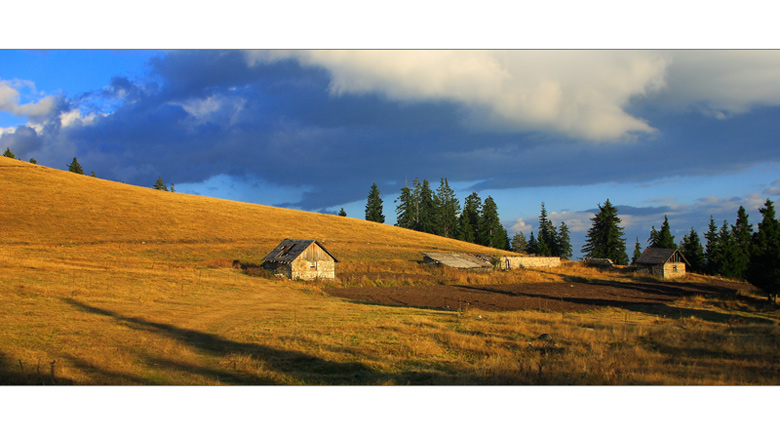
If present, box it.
[680,228,705,274]
[458,192,482,244]
[414,179,436,234]
[394,183,416,229]
[479,196,508,249]
[536,202,559,256]
[704,216,722,276]
[747,199,780,303]
[716,220,741,279]
[647,226,659,248]
[365,183,385,223]
[649,216,676,249]
[581,199,629,265]
[67,157,84,174]
[527,232,538,255]
[557,222,572,260]
[3,148,15,158]
[153,176,169,191]
[338,208,347,217]
[511,232,527,253]
[631,238,643,265]
[731,206,752,280]
[433,178,460,238]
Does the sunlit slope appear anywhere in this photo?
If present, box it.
[0,158,503,260]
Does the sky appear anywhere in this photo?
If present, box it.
[2,5,780,259]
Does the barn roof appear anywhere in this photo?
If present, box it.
[422,252,492,269]
[635,248,689,266]
[262,239,339,264]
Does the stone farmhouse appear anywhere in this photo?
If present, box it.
[635,248,689,278]
[262,239,339,280]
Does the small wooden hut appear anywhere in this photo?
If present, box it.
[262,239,339,280]
[635,248,689,278]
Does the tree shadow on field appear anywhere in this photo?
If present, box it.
[62,298,379,385]
[0,351,75,385]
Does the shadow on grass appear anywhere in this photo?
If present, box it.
[0,351,75,385]
[62,298,377,385]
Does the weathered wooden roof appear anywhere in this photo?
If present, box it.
[635,248,689,266]
[262,239,339,264]
[422,252,492,269]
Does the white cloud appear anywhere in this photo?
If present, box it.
[0,80,58,119]
[247,50,780,143]
[175,94,247,126]
[247,50,668,142]
[510,218,532,234]
[60,109,99,128]
[660,51,780,116]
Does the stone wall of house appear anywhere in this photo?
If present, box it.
[291,258,336,280]
[500,256,561,270]
[637,262,686,278]
[662,262,686,278]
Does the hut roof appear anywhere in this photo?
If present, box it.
[635,248,689,266]
[262,239,339,264]
[422,252,492,269]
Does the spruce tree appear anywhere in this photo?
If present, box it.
[731,206,752,280]
[680,228,705,274]
[649,216,676,249]
[747,199,780,303]
[648,226,659,248]
[716,221,741,279]
[433,178,460,238]
[581,199,629,265]
[536,202,559,256]
[631,237,643,265]
[414,179,436,234]
[153,176,169,191]
[459,192,482,244]
[557,222,572,260]
[3,148,15,158]
[479,196,508,249]
[365,183,385,223]
[527,232,538,255]
[704,216,722,276]
[511,232,527,253]
[394,183,416,229]
[67,157,84,174]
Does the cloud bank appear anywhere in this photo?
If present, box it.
[2,50,780,212]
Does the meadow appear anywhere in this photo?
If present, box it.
[1,157,779,385]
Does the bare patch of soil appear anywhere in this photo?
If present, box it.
[326,278,758,312]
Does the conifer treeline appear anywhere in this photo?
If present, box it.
[367,178,510,249]
[637,201,780,303]
[512,202,573,259]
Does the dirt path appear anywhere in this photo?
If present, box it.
[326,279,755,312]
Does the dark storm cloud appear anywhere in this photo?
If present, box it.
[0,125,43,156]
[20,50,780,211]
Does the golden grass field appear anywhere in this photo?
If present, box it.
[2,156,779,385]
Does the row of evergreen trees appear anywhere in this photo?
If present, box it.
[510,203,573,259]
[364,179,510,249]
[628,201,780,302]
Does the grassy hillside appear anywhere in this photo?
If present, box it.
[1,156,779,385]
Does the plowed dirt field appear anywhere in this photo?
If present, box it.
[327,279,756,312]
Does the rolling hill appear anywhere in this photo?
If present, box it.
[1,156,779,387]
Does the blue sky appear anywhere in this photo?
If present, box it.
[3,13,780,258]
